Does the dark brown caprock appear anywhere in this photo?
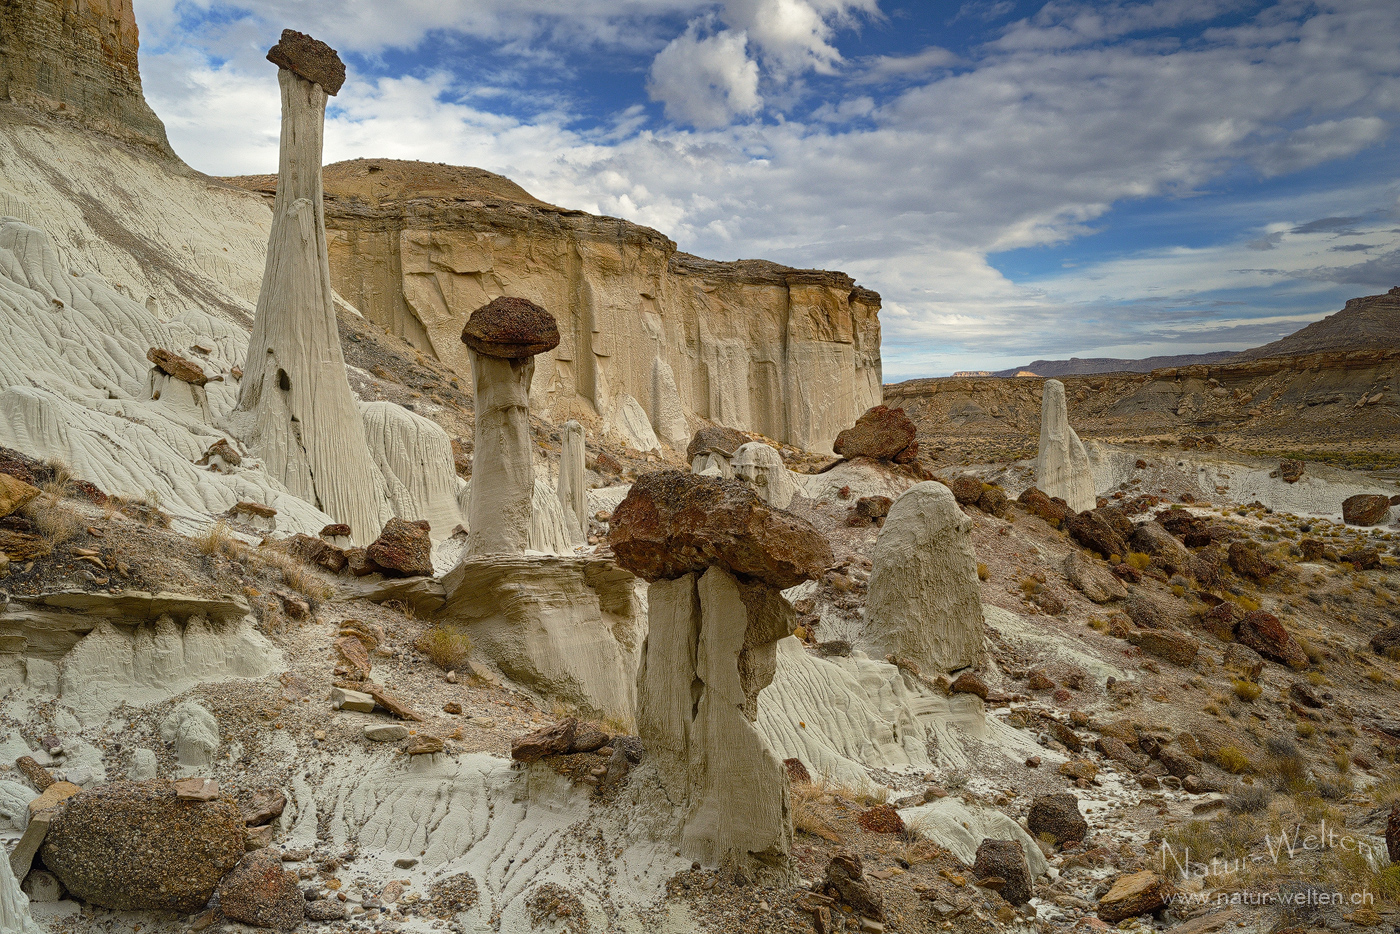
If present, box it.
[15,755,56,791]
[266,29,346,95]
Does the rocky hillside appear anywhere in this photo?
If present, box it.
[226,159,883,454]
[1231,286,1400,361]
[991,352,1236,378]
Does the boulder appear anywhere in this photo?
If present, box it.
[511,720,577,763]
[1062,551,1127,603]
[1066,511,1128,561]
[146,347,207,385]
[731,442,799,509]
[949,476,983,505]
[241,790,286,827]
[1340,548,1381,570]
[1300,538,1325,561]
[1129,522,1192,572]
[0,474,39,520]
[41,780,244,912]
[1343,494,1391,527]
[950,672,989,699]
[1124,597,1168,630]
[1018,487,1074,527]
[1222,643,1264,680]
[973,838,1031,905]
[686,424,749,462]
[821,851,883,919]
[0,841,40,934]
[282,533,347,573]
[1228,542,1278,582]
[1027,793,1087,845]
[864,482,984,672]
[1129,629,1199,667]
[216,850,302,930]
[978,485,1010,517]
[609,470,831,588]
[1158,745,1201,778]
[265,28,346,94]
[366,517,433,577]
[857,805,904,834]
[1235,610,1309,669]
[1034,379,1095,512]
[1280,459,1304,483]
[1371,627,1400,658]
[1097,870,1172,922]
[847,494,892,527]
[460,296,561,359]
[833,405,916,461]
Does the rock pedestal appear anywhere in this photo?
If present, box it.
[1034,380,1096,512]
[558,420,587,543]
[230,32,392,544]
[462,297,560,556]
[731,442,799,509]
[612,471,831,872]
[864,481,984,672]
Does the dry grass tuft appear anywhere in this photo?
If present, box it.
[194,520,243,561]
[1232,679,1262,702]
[417,624,472,671]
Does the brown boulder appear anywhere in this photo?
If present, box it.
[821,851,883,919]
[832,405,916,461]
[1343,493,1391,527]
[856,804,905,834]
[1371,627,1400,658]
[1222,643,1264,680]
[319,523,351,538]
[609,471,832,588]
[460,297,560,359]
[146,347,208,386]
[198,438,242,468]
[265,29,346,95]
[1063,551,1128,603]
[1098,870,1172,922]
[1227,542,1278,581]
[1027,793,1088,845]
[1280,459,1304,483]
[950,672,989,699]
[216,850,302,930]
[973,839,1031,905]
[686,424,750,461]
[1017,487,1075,527]
[783,758,811,784]
[41,780,245,912]
[242,789,287,827]
[511,720,577,763]
[1129,522,1191,573]
[1066,511,1129,561]
[1130,629,1199,667]
[978,485,1010,516]
[1300,538,1325,561]
[0,473,40,519]
[282,533,347,573]
[1340,548,1381,570]
[366,517,433,577]
[949,476,983,505]
[1235,610,1309,669]
[847,494,892,527]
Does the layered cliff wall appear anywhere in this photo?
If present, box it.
[0,0,174,156]
[229,160,883,453]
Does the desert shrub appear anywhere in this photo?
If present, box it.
[195,520,242,561]
[1366,668,1387,684]
[1216,745,1252,773]
[1019,577,1041,596]
[1228,784,1271,813]
[1126,552,1151,570]
[417,624,471,671]
[1232,680,1262,702]
[1295,721,1315,739]
[977,562,989,581]
[1237,594,1262,612]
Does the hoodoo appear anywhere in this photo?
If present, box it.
[558,420,587,543]
[462,296,561,555]
[1034,379,1096,512]
[228,30,392,544]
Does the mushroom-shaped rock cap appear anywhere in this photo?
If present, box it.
[461,297,561,359]
[266,29,346,96]
[609,470,832,588]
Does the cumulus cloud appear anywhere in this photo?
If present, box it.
[1254,118,1389,177]
[646,20,763,128]
[720,0,878,75]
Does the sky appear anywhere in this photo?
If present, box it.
[131,0,1400,380]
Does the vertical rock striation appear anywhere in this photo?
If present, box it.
[558,420,587,543]
[229,31,392,544]
[1035,379,1096,512]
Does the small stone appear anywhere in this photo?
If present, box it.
[856,805,904,834]
[245,823,276,850]
[394,857,419,869]
[405,736,444,756]
[511,720,576,762]
[443,702,463,715]
[147,347,208,385]
[173,777,220,801]
[243,789,287,826]
[21,868,63,902]
[364,724,410,742]
[331,686,375,712]
[1097,870,1172,922]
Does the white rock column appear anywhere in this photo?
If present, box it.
[864,481,984,672]
[229,34,391,544]
[731,442,798,509]
[637,567,793,871]
[650,356,690,450]
[467,352,535,555]
[1034,378,1096,512]
[558,419,587,543]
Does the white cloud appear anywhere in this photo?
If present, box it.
[646,21,763,128]
[854,46,959,83]
[720,0,878,75]
[1254,117,1389,176]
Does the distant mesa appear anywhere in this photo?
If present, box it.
[1229,286,1400,361]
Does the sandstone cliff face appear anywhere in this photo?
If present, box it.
[230,160,883,454]
[0,0,173,155]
